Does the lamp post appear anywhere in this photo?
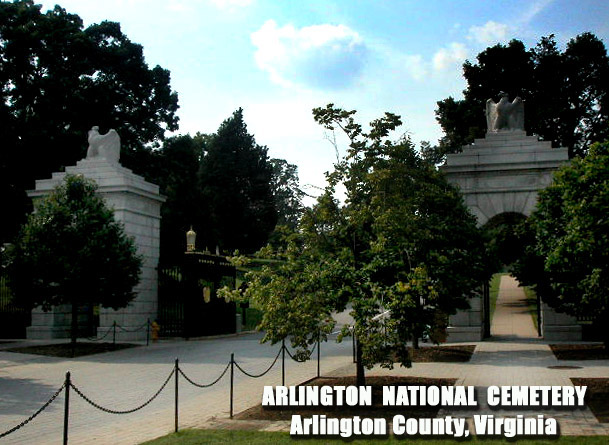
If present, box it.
[186,227,196,252]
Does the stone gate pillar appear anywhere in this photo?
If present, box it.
[440,94,577,342]
[26,128,164,341]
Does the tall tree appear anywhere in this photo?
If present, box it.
[512,140,609,349]
[153,134,206,261]
[0,0,179,243]
[8,175,142,344]
[434,33,609,160]
[224,105,491,384]
[199,109,277,253]
[270,158,304,229]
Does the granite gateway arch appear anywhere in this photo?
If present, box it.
[441,94,581,341]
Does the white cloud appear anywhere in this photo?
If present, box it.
[468,21,510,45]
[251,19,367,89]
[519,0,555,25]
[401,54,427,81]
[432,42,468,72]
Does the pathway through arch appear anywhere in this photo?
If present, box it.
[490,275,538,339]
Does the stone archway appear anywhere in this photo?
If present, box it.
[440,130,571,342]
[442,130,567,226]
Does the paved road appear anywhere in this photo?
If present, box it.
[0,332,354,444]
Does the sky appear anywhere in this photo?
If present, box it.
[39,0,609,198]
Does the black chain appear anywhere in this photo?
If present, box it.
[233,347,282,378]
[70,369,174,414]
[284,342,317,363]
[178,362,231,388]
[116,321,149,333]
[84,325,113,342]
[0,383,65,439]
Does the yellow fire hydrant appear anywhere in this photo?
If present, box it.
[151,320,160,342]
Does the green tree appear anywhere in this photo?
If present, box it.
[434,33,609,160]
[0,0,179,243]
[225,105,490,384]
[8,175,142,344]
[199,109,277,253]
[150,134,206,261]
[270,158,304,229]
[512,140,609,349]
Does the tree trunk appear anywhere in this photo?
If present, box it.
[412,326,420,349]
[71,300,78,345]
[603,307,609,352]
[355,338,365,386]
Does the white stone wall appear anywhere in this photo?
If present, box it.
[26,158,164,341]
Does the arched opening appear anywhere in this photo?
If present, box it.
[481,212,539,339]
[483,212,528,271]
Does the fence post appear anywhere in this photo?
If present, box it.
[281,338,286,386]
[352,332,356,363]
[229,353,234,418]
[63,371,71,445]
[112,321,116,347]
[317,330,321,378]
[174,358,179,433]
[146,318,150,346]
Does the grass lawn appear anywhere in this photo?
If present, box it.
[489,272,504,322]
[140,429,608,444]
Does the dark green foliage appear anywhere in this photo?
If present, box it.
[151,134,205,261]
[198,109,277,254]
[8,175,142,342]
[151,117,297,260]
[434,33,609,160]
[483,212,528,269]
[269,158,304,229]
[512,140,609,348]
[0,0,179,243]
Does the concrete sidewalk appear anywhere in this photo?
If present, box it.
[0,332,354,444]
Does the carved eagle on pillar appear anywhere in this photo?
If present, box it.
[485,92,525,133]
[85,126,121,163]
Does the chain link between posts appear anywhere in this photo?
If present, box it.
[84,325,113,342]
[233,346,282,378]
[0,333,326,439]
[0,383,65,439]
[284,341,317,363]
[116,320,149,333]
[69,369,174,414]
[178,362,231,388]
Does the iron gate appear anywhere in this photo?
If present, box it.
[0,275,30,338]
[158,252,236,338]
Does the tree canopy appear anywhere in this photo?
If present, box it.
[147,115,301,261]
[0,0,179,243]
[433,33,609,161]
[223,105,491,384]
[512,140,609,348]
[146,134,206,261]
[8,175,142,343]
[198,108,277,254]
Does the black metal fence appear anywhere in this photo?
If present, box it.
[0,336,326,444]
[158,253,237,338]
[0,275,30,338]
